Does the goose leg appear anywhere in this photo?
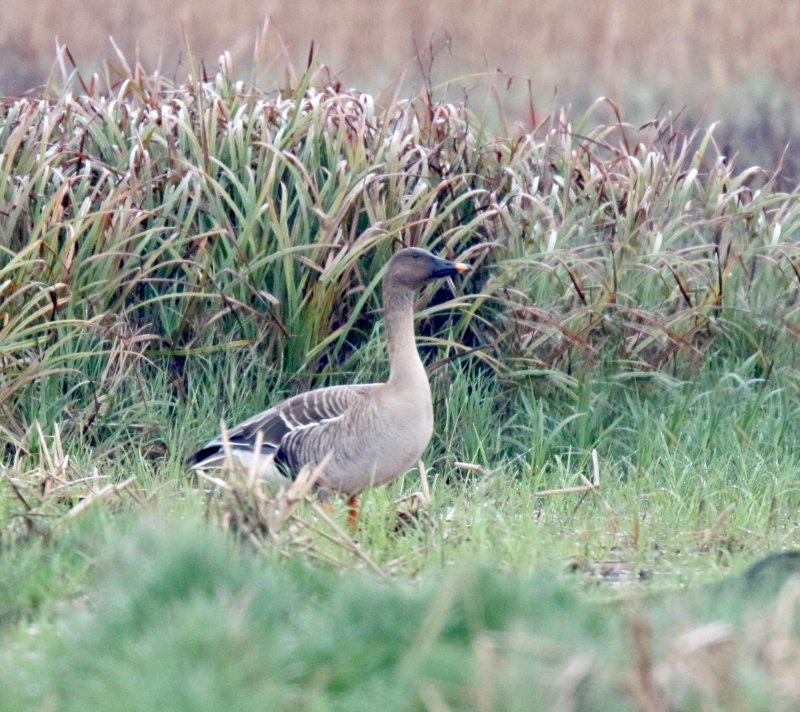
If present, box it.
[346,495,360,529]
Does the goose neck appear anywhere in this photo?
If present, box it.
[383,280,426,387]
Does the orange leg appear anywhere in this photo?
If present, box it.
[346,495,360,530]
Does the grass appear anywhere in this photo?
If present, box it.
[2,52,800,709]
[2,514,800,710]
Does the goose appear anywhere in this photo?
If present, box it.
[189,247,471,518]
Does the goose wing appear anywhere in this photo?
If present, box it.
[189,384,378,471]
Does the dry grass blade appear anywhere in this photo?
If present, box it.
[694,504,736,552]
[197,453,325,543]
[1,422,140,538]
[305,499,387,579]
[199,450,387,578]
[454,461,490,477]
[393,459,434,532]
[533,448,602,498]
[67,475,138,518]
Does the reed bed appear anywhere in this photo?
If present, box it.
[2,53,799,449]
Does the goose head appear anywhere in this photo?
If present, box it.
[385,247,471,289]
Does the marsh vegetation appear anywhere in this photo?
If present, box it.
[2,46,800,709]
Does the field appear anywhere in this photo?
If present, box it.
[3,25,800,712]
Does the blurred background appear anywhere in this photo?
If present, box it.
[3,0,800,178]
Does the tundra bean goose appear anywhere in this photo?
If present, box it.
[189,247,471,499]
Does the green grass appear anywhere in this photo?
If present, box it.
[3,53,800,710]
[1,514,799,711]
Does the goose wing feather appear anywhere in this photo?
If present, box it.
[190,384,378,469]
